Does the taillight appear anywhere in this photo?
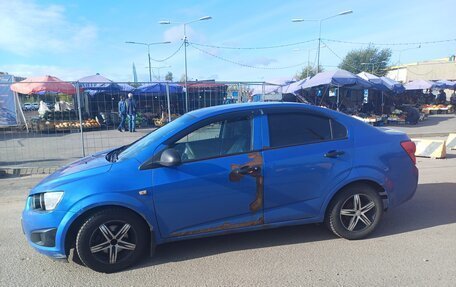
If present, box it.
[401,140,416,165]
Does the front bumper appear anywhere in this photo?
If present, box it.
[21,209,73,259]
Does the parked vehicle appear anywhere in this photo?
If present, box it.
[22,102,418,273]
[22,103,31,111]
[31,103,39,110]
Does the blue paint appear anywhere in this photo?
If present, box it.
[22,102,418,260]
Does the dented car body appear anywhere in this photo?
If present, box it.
[22,102,418,272]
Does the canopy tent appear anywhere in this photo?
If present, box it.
[357,72,389,92]
[78,73,123,96]
[281,78,308,94]
[133,83,183,94]
[357,72,405,114]
[434,80,456,89]
[10,75,78,95]
[380,77,405,94]
[302,69,372,89]
[404,79,435,90]
[117,83,135,92]
[251,84,281,95]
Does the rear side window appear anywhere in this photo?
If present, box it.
[331,119,347,139]
[268,113,347,148]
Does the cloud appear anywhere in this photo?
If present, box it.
[0,0,97,56]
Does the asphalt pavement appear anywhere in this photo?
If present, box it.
[1,148,455,286]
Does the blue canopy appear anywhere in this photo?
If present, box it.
[281,78,308,94]
[117,83,135,92]
[358,72,389,92]
[434,80,456,89]
[78,73,122,95]
[301,69,372,89]
[380,76,405,94]
[404,79,435,90]
[133,83,183,94]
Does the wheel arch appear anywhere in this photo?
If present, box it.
[64,204,154,257]
[323,179,388,220]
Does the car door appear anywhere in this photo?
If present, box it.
[151,111,264,238]
[262,110,353,223]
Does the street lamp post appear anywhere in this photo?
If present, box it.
[125,41,171,82]
[292,10,353,73]
[159,16,212,112]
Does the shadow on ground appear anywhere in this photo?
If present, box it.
[131,182,456,270]
[389,115,455,129]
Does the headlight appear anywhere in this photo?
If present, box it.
[30,191,64,211]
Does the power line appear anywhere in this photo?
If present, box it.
[150,42,184,62]
[322,38,456,46]
[321,40,360,72]
[189,43,309,70]
[189,37,456,52]
[189,39,318,50]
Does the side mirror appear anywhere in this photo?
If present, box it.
[159,148,181,167]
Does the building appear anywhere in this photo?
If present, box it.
[386,55,456,83]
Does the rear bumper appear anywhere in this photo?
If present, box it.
[389,165,419,208]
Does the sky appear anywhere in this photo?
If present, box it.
[0,0,455,83]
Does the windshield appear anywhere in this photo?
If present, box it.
[117,114,194,161]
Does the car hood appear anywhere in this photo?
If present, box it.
[31,150,113,194]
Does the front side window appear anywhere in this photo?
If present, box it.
[172,116,253,162]
[268,113,346,148]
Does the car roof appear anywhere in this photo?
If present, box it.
[187,102,338,118]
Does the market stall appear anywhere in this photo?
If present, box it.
[10,75,102,133]
[133,82,183,126]
[421,104,454,114]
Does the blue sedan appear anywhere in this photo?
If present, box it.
[22,102,418,272]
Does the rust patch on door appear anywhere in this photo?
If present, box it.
[171,217,264,237]
[229,152,264,212]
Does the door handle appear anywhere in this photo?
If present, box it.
[324,150,345,158]
[235,165,260,175]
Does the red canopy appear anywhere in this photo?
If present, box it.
[10,75,78,95]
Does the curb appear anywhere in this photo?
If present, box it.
[0,167,58,177]
[406,133,455,138]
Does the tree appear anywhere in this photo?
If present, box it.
[338,46,392,76]
[295,65,323,80]
[165,71,173,81]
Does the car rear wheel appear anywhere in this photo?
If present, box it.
[75,208,148,273]
[326,185,383,240]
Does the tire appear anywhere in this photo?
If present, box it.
[75,208,149,273]
[325,184,383,240]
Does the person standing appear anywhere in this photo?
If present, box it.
[126,93,137,132]
[436,90,447,104]
[117,96,127,132]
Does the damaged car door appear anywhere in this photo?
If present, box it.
[151,112,264,238]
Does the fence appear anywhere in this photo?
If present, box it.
[0,80,281,168]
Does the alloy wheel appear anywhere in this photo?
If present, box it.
[339,194,377,232]
[89,220,137,265]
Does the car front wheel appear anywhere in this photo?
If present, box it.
[75,208,149,273]
[326,184,383,240]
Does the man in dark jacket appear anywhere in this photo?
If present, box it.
[126,93,137,132]
[117,96,127,132]
[403,106,419,125]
